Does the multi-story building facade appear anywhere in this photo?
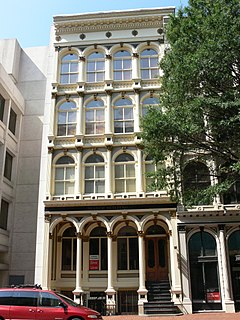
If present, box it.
[0,6,240,317]
[33,7,240,316]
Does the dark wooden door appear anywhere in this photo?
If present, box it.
[146,237,168,281]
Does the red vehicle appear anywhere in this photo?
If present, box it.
[0,285,102,320]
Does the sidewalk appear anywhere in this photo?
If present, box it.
[102,313,240,320]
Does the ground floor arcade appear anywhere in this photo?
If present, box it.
[40,199,240,315]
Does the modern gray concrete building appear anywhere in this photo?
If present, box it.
[0,6,240,317]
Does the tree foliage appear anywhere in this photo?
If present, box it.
[141,0,240,206]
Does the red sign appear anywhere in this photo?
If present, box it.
[207,291,221,303]
[89,255,99,270]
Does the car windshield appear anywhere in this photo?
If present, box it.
[55,293,78,307]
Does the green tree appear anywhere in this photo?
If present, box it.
[141,0,240,206]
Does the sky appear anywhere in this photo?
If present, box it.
[1,0,189,48]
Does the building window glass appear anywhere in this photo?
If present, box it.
[0,199,9,230]
[61,227,76,271]
[4,151,13,181]
[142,97,159,117]
[183,161,211,205]
[60,53,78,84]
[57,101,77,136]
[89,227,107,271]
[113,50,132,80]
[115,153,136,193]
[87,52,105,82]
[114,98,134,134]
[0,94,5,122]
[54,156,75,195]
[85,154,105,194]
[85,100,105,134]
[140,49,159,79]
[8,109,17,135]
[117,226,139,270]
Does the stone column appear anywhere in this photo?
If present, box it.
[75,149,82,196]
[105,231,116,315]
[218,225,235,312]
[136,148,144,193]
[106,148,112,195]
[137,231,148,315]
[134,89,140,133]
[105,54,112,81]
[73,232,84,304]
[178,225,192,314]
[132,52,139,79]
[105,92,112,135]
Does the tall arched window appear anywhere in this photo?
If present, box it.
[89,227,107,271]
[113,50,132,80]
[61,227,76,271]
[57,101,77,136]
[183,161,211,205]
[117,226,139,270]
[114,98,133,134]
[87,52,105,82]
[54,156,75,195]
[140,49,159,79]
[220,163,240,204]
[85,100,105,135]
[60,53,78,84]
[189,231,221,310]
[115,154,136,193]
[142,97,159,117]
[85,154,105,194]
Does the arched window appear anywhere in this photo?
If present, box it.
[85,154,105,194]
[57,101,77,136]
[188,230,220,307]
[89,227,107,271]
[183,161,211,204]
[86,52,105,82]
[142,97,159,117]
[117,226,138,270]
[60,53,78,84]
[54,156,75,195]
[113,50,132,80]
[140,49,159,79]
[85,100,105,135]
[114,98,133,134]
[61,227,76,271]
[115,154,135,193]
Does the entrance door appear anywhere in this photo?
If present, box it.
[146,237,168,281]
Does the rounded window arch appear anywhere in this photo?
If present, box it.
[140,49,159,79]
[89,226,107,270]
[60,53,78,84]
[183,161,211,205]
[85,99,105,135]
[61,226,76,271]
[146,225,166,235]
[54,156,75,196]
[189,230,216,258]
[117,226,138,270]
[84,154,105,194]
[115,153,136,193]
[142,96,159,117]
[86,52,105,82]
[57,101,77,136]
[113,50,132,80]
[113,98,134,134]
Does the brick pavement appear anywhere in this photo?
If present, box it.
[102,313,240,320]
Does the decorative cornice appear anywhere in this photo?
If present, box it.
[53,8,175,36]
